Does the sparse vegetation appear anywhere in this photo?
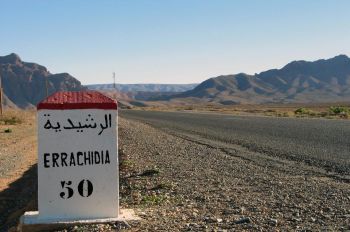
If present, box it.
[139,168,160,177]
[150,182,173,190]
[294,107,311,115]
[120,160,134,168]
[3,116,22,125]
[0,115,22,125]
[142,194,167,205]
[329,106,350,117]
[0,110,25,125]
[134,103,350,120]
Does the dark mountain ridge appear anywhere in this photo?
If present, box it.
[168,55,350,104]
[0,53,86,108]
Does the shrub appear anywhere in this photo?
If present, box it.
[294,108,311,115]
[4,116,22,125]
[0,114,23,125]
[329,106,350,115]
[142,194,167,205]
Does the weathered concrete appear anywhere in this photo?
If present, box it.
[18,209,140,232]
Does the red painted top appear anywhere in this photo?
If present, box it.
[37,91,118,110]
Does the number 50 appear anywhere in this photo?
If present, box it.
[60,179,93,199]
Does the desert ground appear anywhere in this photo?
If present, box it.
[0,109,349,231]
[133,102,350,119]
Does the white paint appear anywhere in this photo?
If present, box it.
[37,109,118,220]
[20,209,140,225]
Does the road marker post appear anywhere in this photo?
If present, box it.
[19,91,139,231]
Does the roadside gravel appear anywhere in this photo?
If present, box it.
[115,117,350,231]
[3,116,349,231]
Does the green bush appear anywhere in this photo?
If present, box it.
[329,106,350,115]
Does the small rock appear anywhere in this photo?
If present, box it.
[269,218,278,226]
[235,217,251,224]
[217,218,223,223]
[189,223,199,228]
[204,216,217,223]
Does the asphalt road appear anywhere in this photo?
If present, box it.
[121,110,350,175]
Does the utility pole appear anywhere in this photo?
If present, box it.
[113,72,116,100]
[113,72,116,90]
[0,74,3,117]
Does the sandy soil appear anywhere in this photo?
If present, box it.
[0,112,37,231]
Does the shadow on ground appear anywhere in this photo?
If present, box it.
[0,164,37,232]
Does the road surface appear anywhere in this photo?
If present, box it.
[121,110,350,176]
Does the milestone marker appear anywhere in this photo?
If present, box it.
[19,91,138,231]
[36,90,119,220]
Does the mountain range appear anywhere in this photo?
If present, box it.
[165,55,350,104]
[0,53,85,108]
[1,53,350,108]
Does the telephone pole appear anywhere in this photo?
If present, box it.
[113,72,116,100]
[113,72,116,90]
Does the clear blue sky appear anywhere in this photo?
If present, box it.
[1,0,349,84]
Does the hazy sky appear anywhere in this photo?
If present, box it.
[1,0,350,84]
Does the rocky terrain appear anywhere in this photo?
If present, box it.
[116,116,349,231]
[0,53,86,109]
[164,55,350,104]
[55,116,350,231]
[1,113,349,231]
[3,53,350,109]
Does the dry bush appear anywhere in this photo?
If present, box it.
[0,109,35,125]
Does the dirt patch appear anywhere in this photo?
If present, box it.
[0,111,37,231]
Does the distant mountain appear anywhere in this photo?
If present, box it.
[0,53,86,108]
[167,55,350,104]
[86,83,198,92]
[3,53,349,108]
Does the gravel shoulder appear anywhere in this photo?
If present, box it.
[117,117,350,231]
